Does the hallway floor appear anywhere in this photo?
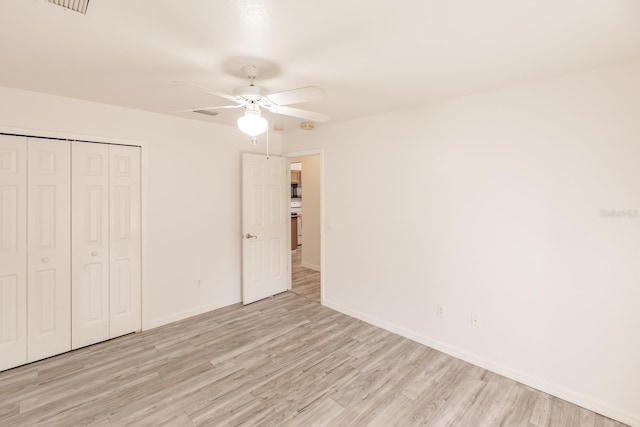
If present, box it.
[290,247,321,303]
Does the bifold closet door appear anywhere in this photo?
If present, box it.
[109,145,141,338]
[1,138,140,365]
[72,142,110,349]
[72,143,141,349]
[27,138,71,362]
[0,135,27,371]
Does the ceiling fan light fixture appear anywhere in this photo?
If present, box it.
[238,107,268,136]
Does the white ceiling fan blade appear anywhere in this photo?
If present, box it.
[266,86,325,106]
[170,104,244,114]
[173,81,242,103]
[270,105,330,122]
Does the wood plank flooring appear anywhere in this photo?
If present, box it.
[290,248,321,303]
[0,251,627,426]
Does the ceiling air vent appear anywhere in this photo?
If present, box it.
[193,110,219,117]
[48,0,90,14]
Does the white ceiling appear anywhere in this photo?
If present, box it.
[1,0,640,133]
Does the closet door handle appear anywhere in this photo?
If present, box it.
[41,257,50,263]
[91,251,98,257]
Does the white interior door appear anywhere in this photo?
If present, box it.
[242,153,289,304]
[72,142,110,349]
[108,145,141,338]
[27,138,71,362]
[0,135,27,370]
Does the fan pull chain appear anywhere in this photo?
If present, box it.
[249,129,269,159]
[266,128,270,160]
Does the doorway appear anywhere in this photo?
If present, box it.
[286,150,323,304]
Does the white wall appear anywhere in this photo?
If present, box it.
[0,86,281,329]
[282,61,640,425]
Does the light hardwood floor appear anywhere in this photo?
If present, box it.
[0,251,627,426]
[290,248,321,303]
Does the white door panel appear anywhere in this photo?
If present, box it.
[109,145,141,338]
[27,138,71,362]
[0,135,27,370]
[0,137,142,369]
[72,142,110,349]
[242,154,289,304]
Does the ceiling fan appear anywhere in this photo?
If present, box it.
[177,65,329,136]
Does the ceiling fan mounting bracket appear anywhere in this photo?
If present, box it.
[241,65,261,80]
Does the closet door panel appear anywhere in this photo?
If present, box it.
[27,138,71,362]
[72,142,109,349]
[0,135,27,371]
[109,145,141,338]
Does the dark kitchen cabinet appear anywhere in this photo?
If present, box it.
[291,216,298,250]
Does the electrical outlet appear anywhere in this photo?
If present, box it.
[471,313,480,328]
[197,279,202,288]
[437,304,446,318]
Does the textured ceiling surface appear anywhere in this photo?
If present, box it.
[1,0,639,132]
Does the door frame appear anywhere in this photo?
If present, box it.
[0,125,150,330]
[283,149,325,305]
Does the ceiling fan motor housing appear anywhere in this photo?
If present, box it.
[233,85,268,100]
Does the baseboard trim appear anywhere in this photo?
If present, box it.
[144,297,240,331]
[300,261,320,271]
[322,298,638,427]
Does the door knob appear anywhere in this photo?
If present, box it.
[41,257,50,263]
[245,233,258,239]
[91,251,98,257]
